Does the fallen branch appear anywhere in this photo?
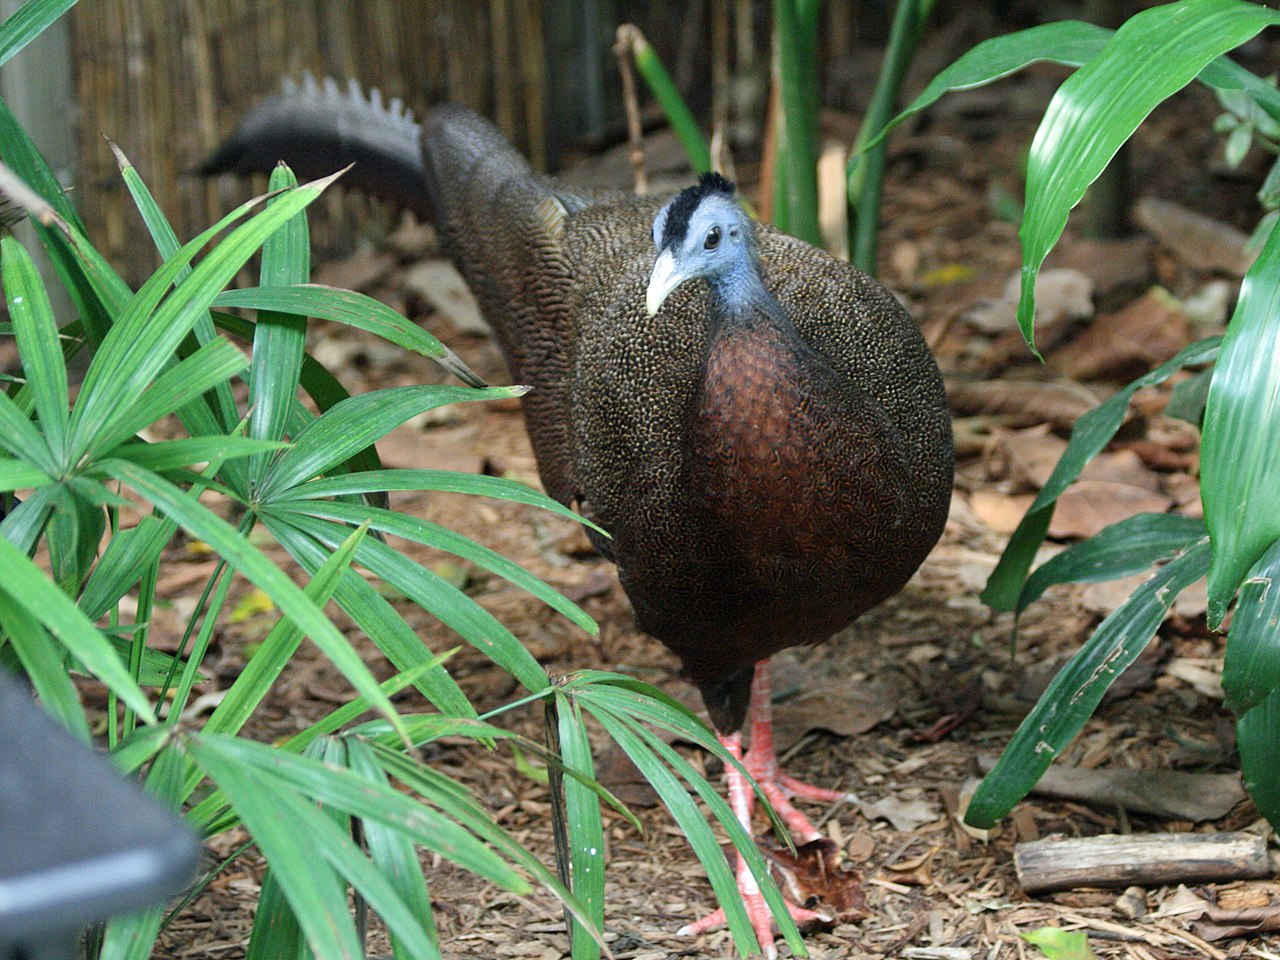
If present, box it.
[1014,832,1269,894]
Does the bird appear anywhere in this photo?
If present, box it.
[203,78,954,956]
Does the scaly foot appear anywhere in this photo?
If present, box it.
[679,662,865,957]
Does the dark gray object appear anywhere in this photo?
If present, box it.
[0,670,200,960]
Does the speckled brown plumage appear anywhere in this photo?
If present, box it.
[421,105,953,732]
[203,100,953,694]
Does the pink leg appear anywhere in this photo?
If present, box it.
[677,729,827,957]
[679,660,855,956]
[741,660,857,841]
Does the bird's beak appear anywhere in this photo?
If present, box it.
[646,249,683,317]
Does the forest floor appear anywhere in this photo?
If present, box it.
[136,27,1280,960]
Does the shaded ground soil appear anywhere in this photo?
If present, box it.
[122,37,1280,960]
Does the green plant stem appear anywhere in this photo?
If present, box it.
[628,26,713,173]
[773,0,821,244]
[123,555,158,739]
[169,561,235,724]
[543,694,575,943]
[848,0,938,273]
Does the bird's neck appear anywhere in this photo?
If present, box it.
[707,255,777,324]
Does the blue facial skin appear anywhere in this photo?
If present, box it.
[646,178,772,319]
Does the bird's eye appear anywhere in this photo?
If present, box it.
[704,227,721,250]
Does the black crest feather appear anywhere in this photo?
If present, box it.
[660,172,737,251]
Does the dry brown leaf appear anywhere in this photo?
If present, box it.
[1049,287,1193,382]
[1079,449,1163,491]
[758,836,869,928]
[1194,910,1280,941]
[1047,234,1155,298]
[968,488,1036,535]
[947,378,1098,434]
[312,246,395,290]
[845,831,875,864]
[1135,197,1257,276]
[768,656,900,751]
[403,259,490,335]
[858,792,940,832]
[1050,480,1174,539]
[963,267,1094,336]
[984,425,1068,488]
[977,760,1246,822]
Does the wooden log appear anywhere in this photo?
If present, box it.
[1015,832,1270,895]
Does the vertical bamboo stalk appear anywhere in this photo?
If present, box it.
[772,0,819,244]
[847,0,937,274]
[516,0,547,172]
[490,0,515,142]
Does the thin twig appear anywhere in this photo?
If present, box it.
[613,25,649,195]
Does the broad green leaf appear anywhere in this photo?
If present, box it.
[108,724,170,776]
[202,524,365,740]
[1223,539,1280,715]
[259,385,524,499]
[0,98,84,233]
[628,719,806,957]
[0,481,56,552]
[0,588,88,740]
[352,713,636,827]
[246,165,310,490]
[95,337,249,455]
[186,660,462,837]
[567,674,789,841]
[586,706,762,956]
[67,190,265,452]
[869,21,1111,151]
[1237,685,1280,829]
[68,170,343,463]
[344,739,442,960]
[0,459,51,491]
[284,737,442,960]
[0,534,154,722]
[294,468,605,535]
[78,516,172,620]
[1015,0,1280,346]
[273,499,594,633]
[211,309,386,483]
[245,864,309,960]
[185,736,364,960]
[215,285,486,388]
[194,734,528,891]
[4,236,67,466]
[104,436,286,475]
[97,459,404,734]
[1166,365,1214,425]
[968,538,1211,828]
[272,511,550,693]
[554,694,604,960]
[1202,216,1280,626]
[983,336,1219,612]
[114,142,242,446]
[1017,513,1207,614]
[265,518,476,718]
[367,743,603,939]
[0,103,118,350]
[104,637,205,688]
[0,0,79,67]
[0,386,57,475]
